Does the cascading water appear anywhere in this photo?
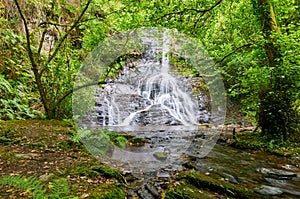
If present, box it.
[91,30,206,127]
[74,28,223,175]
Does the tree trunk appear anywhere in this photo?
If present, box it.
[255,0,296,141]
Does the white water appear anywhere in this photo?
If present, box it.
[93,30,200,127]
[118,30,198,126]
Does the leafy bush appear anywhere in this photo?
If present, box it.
[0,75,41,120]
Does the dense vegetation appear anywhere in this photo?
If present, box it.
[0,0,299,142]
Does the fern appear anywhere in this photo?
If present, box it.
[0,75,13,95]
[48,178,70,199]
[0,175,75,199]
[0,175,45,198]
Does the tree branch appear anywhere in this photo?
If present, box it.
[13,0,36,69]
[14,0,49,114]
[56,81,106,107]
[159,0,222,19]
[215,44,252,66]
[45,0,91,66]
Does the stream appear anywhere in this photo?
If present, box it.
[74,28,300,198]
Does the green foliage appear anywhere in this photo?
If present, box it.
[235,131,300,156]
[0,131,23,145]
[0,75,40,120]
[0,0,298,144]
[0,175,75,199]
[72,127,130,149]
[89,183,126,199]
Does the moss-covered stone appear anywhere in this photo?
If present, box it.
[127,137,146,147]
[91,165,124,182]
[153,152,168,161]
[88,183,126,199]
[178,171,257,199]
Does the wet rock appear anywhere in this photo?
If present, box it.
[254,185,283,195]
[156,172,170,179]
[218,172,239,184]
[137,187,155,199]
[182,162,197,169]
[265,178,286,185]
[131,104,182,126]
[145,184,160,198]
[153,152,168,161]
[257,168,297,178]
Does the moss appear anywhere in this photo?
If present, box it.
[89,183,126,199]
[178,171,257,199]
[153,152,168,161]
[68,162,101,179]
[68,162,124,182]
[0,148,17,163]
[91,165,124,182]
[127,137,146,147]
[165,181,218,199]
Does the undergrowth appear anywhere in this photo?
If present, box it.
[0,175,75,199]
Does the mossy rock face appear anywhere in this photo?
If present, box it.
[165,181,219,199]
[178,171,257,199]
[127,137,146,147]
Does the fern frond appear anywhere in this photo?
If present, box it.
[0,175,45,198]
[48,178,70,199]
[0,75,13,94]
[0,175,73,199]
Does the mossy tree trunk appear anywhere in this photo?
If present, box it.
[13,0,91,119]
[255,0,297,141]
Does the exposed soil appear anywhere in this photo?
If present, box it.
[0,120,125,198]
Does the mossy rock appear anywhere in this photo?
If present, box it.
[89,183,126,199]
[165,180,220,199]
[127,137,146,147]
[68,162,101,179]
[178,171,257,199]
[153,152,168,161]
[91,165,123,182]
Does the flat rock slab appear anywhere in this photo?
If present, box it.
[15,153,39,159]
[257,167,297,178]
[254,185,283,195]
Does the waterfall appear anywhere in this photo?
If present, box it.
[91,30,205,127]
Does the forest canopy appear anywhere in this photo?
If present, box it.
[0,0,299,142]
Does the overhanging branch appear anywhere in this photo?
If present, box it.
[45,0,91,66]
[56,81,106,106]
[215,44,252,66]
[159,0,222,19]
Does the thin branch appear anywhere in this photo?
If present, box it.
[159,0,222,19]
[215,44,252,66]
[38,21,70,27]
[14,0,49,113]
[13,0,36,70]
[37,28,47,57]
[46,0,91,66]
[56,81,106,106]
